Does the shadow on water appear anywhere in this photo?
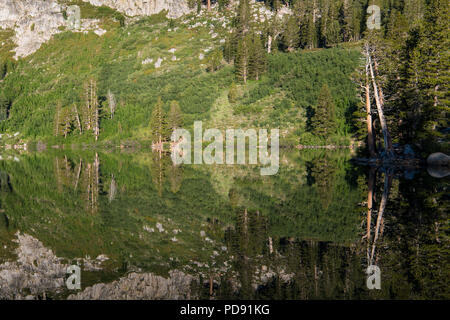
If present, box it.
[0,149,447,299]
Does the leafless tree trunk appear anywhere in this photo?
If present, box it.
[368,52,393,156]
[366,168,375,240]
[74,159,82,190]
[370,173,392,264]
[73,104,82,134]
[108,174,117,202]
[365,62,376,157]
[55,105,60,137]
[107,89,116,119]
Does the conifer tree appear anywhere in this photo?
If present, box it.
[249,32,267,80]
[235,34,251,83]
[0,94,9,121]
[228,82,239,103]
[207,49,223,72]
[311,84,337,138]
[283,15,300,51]
[234,0,252,83]
[150,97,167,145]
[408,0,449,146]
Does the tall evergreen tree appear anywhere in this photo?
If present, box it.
[150,97,167,145]
[236,34,251,83]
[0,94,9,121]
[283,15,300,51]
[311,84,337,137]
[414,0,449,146]
[249,32,267,80]
[234,0,252,83]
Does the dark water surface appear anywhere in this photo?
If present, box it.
[0,150,448,299]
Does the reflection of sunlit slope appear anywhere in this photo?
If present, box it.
[0,151,233,278]
[201,150,362,242]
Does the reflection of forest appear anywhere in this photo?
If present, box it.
[54,154,100,213]
[0,150,447,299]
[194,154,449,299]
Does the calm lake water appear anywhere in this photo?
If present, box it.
[0,150,448,299]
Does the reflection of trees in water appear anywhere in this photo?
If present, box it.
[361,166,448,299]
[363,169,393,266]
[197,205,365,299]
[54,153,101,214]
[194,164,448,300]
[373,169,448,299]
[306,154,338,210]
[108,174,117,203]
[150,153,184,197]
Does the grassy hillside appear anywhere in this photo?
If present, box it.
[0,5,361,146]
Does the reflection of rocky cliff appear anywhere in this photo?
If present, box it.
[0,232,108,299]
[68,270,196,300]
[0,233,66,299]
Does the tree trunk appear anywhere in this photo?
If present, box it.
[366,168,375,239]
[368,54,393,156]
[207,0,211,11]
[268,237,273,254]
[370,173,392,264]
[365,63,376,157]
[73,104,82,134]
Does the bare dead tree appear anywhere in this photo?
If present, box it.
[72,104,82,134]
[107,89,116,120]
[365,60,376,157]
[370,173,393,264]
[366,45,393,157]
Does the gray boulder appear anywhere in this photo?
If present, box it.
[427,152,450,167]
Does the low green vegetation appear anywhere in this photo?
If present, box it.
[0,4,361,147]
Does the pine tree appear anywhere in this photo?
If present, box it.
[234,0,252,83]
[311,84,337,138]
[339,0,353,42]
[283,15,300,51]
[0,61,6,80]
[249,32,267,80]
[411,0,449,146]
[235,34,251,83]
[150,97,167,144]
[0,94,9,121]
[228,82,239,103]
[207,49,223,72]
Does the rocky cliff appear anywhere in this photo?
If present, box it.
[83,0,191,18]
[0,0,192,58]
